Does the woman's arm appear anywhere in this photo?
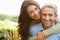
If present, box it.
[43,23,60,36]
[36,18,60,40]
[43,17,60,36]
[29,23,60,40]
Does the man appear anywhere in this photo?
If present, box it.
[37,5,60,40]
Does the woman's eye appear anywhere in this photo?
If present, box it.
[35,7,38,10]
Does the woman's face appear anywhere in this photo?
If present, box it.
[27,5,41,20]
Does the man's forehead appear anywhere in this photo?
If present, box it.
[42,6,55,11]
[42,7,55,12]
[41,5,57,14]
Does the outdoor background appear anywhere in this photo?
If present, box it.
[0,0,60,22]
[0,0,60,40]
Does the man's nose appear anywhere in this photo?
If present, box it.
[45,16,49,21]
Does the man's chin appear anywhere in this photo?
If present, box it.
[45,25,50,27]
[44,25,51,29]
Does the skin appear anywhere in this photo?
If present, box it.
[27,4,57,40]
[42,7,57,29]
[27,5,41,22]
[26,4,45,40]
[27,5,43,40]
[37,6,57,40]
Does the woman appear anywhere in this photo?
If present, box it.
[18,0,60,40]
[18,0,41,40]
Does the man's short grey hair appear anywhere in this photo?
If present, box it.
[41,4,57,15]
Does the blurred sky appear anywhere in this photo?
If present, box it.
[0,0,23,15]
[0,0,60,16]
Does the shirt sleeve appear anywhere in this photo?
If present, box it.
[29,36,36,40]
[43,23,60,36]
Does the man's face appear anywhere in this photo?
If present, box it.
[42,7,57,29]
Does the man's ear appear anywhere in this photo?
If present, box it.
[55,14,58,19]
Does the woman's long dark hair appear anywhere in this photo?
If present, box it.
[18,0,40,40]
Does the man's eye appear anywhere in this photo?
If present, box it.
[43,14,46,16]
[49,14,53,16]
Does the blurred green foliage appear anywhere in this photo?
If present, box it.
[0,20,18,40]
[0,13,19,40]
[0,14,18,22]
